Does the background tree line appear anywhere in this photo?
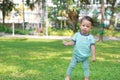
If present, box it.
[0,0,120,41]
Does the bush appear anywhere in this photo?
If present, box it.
[15,29,29,35]
[0,24,29,35]
[90,27,99,36]
[0,24,7,32]
[48,27,73,36]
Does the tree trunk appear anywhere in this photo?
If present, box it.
[2,0,5,25]
[98,0,104,42]
[2,11,5,25]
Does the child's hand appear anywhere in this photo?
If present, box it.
[62,38,70,46]
[92,55,96,62]
[62,38,74,46]
[62,40,68,46]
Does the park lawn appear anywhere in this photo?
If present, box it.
[0,38,120,80]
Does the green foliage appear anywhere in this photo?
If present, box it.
[0,0,15,14]
[15,29,29,35]
[90,26,120,37]
[0,39,120,80]
[92,16,100,27]
[48,28,73,36]
[0,25,28,35]
[90,27,99,36]
[0,24,10,32]
[0,25,6,32]
[47,26,120,37]
[26,0,35,10]
[104,26,120,37]
[0,0,15,23]
[116,7,120,13]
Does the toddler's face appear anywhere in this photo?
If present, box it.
[80,19,92,35]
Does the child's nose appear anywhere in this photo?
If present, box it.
[84,26,87,28]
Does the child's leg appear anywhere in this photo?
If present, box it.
[82,58,89,80]
[65,75,70,80]
[84,76,89,80]
[65,56,77,80]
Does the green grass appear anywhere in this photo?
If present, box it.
[0,38,120,80]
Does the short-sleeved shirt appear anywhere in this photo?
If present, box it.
[72,32,95,58]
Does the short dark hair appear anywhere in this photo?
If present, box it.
[80,16,93,26]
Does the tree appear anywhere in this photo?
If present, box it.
[52,0,90,33]
[65,0,91,33]
[25,0,91,33]
[107,0,117,27]
[98,0,105,42]
[64,7,79,33]
[98,0,118,42]
[0,0,15,24]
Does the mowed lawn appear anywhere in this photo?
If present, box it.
[0,38,120,80]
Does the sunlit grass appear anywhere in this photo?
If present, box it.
[0,37,120,80]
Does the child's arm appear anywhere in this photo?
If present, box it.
[91,45,96,62]
[62,40,75,46]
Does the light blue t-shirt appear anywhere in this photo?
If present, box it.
[72,32,95,58]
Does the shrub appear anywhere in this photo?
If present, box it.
[0,24,7,32]
[48,27,73,36]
